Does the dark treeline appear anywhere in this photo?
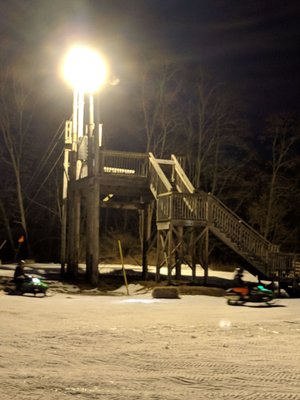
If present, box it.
[0,61,300,262]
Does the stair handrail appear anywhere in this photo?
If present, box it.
[171,155,195,193]
[207,192,278,250]
[149,152,172,198]
[266,252,300,278]
[207,193,299,280]
[207,193,281,273]
[156,191,208,222]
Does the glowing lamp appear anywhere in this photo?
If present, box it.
[62,46,108,93]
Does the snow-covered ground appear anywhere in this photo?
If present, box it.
[0,263,299,399]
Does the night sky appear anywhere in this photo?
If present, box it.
[1,0,300,132]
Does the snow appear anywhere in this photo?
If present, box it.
[0,263,300,399]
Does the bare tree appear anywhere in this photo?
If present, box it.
[140,63,182,157]
[180,71,252,205]
[0,67,35,256]
[184,74,221,189]
[249,114,300,242]
[139,65,253,211]
[0,196,15,253]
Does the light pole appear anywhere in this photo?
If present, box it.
[62,45,108,175]
[60,45,108,278]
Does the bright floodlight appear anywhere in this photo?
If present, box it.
[63,46,108,93]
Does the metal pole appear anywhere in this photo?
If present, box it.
[88,93,95,176]
[60,134,70,275]
[78,89,84,139]
[72,88,78,145]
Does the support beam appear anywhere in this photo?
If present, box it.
[175,226,183,279]
[60,199,67,276]
[203,226,209,285]
[60,147,70,275]
[86,178,100,286]
[167,225,173,284]
[66,188,80,277]
[140,203,152,280]
[190,228,196,281]
[74,190,81,274]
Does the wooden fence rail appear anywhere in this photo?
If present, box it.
[99,150,149,177]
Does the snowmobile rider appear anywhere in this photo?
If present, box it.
[14,260,28,291]
[234,267,245,286]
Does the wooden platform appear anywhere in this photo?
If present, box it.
[62,148,300,293]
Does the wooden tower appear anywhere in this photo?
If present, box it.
[60,102,300,290]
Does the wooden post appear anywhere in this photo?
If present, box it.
[156,230,160,282]
[203,226,209,285]
[156,229,167,282]
[91,179,100,285]
[66,186,80,278]
[66,148,77,277]
[175,226,183,279]
[141,205,147,279]
[86,178,100,286]
[191,228,196,281]
[60,198,67,276]
[84,93,100,285]
[67,187,75,276]
[141,202,153,280]
[167,195,173,284]
[60,146,70,275]
[86,188,92,280]
[74,189,81,275]
[167,224,172,284]
[203,194,210,285]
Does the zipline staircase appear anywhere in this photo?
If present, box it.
[147,152,300,289]
[93,150,299,290]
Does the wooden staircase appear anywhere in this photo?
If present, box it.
[148,152,300,287]
[70,148,299,289]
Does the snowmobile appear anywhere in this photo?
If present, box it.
[225,283,275,306]
[16,275,48,296]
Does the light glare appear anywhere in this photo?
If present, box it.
[63,46,108,93]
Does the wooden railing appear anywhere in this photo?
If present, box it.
[149,153,172,198]
[148,153,196,199]
[157,192,273,257]
[99,150,149,177]
[171,155,195,194]
[267,253,300,279]
[157,192,207,222]
[207,193,279,259]
[156,191,297,277]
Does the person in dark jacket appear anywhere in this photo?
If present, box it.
[234,267,245,285]
[14,260,28,292]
